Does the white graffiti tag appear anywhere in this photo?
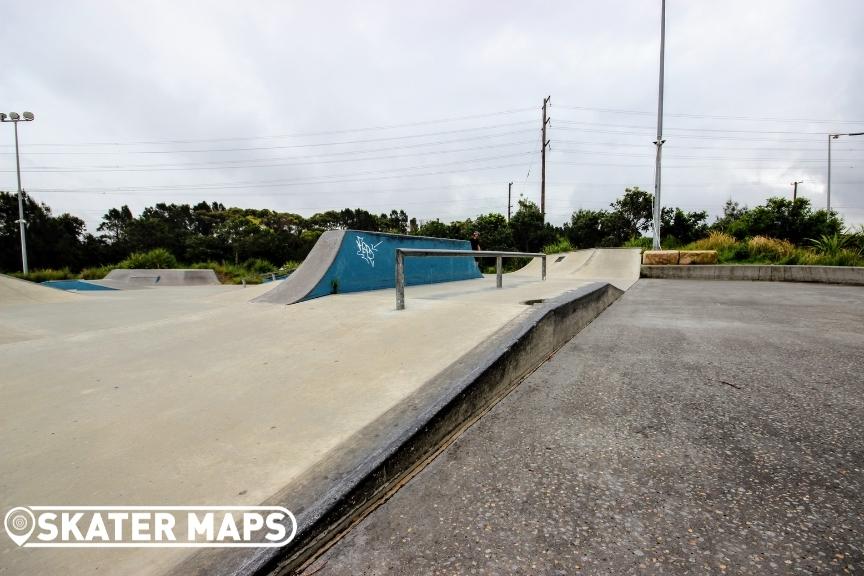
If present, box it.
[356,236,384,267]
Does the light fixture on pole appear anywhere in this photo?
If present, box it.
[1,111,35,274]
[827,131,864,212]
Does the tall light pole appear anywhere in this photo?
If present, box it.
[1,111,35,274]
[827,131,864,212]
[652,0,667,250]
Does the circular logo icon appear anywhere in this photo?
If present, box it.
[4,507,35,547]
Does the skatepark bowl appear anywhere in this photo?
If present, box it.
[0,239,641,576]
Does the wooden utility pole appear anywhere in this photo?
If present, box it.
[507,182,513,221]
[541,96,551,222]
[791,180,802,202]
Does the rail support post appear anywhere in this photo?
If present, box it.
[542,255,547,281]
[396,250,405,310]
[496,256,503,288]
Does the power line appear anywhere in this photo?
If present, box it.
[9,141,859,172]
[0,121,536,154]
[550,127,842,143]
[9,139,538,171]
[555,140,864,152]
[555,104,864,125]
[5,149,537,174]
[0,107,538,148]
[555,119,859,136]
[26,161,534,194]
[30,177,864,196]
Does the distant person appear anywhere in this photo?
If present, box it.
[470,231,482,266]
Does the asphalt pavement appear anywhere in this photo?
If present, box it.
[305,279,864,575]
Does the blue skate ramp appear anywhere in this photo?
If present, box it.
[253,230,482,304]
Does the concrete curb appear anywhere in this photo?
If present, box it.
[640,264,864,286]
[172,282,623,576]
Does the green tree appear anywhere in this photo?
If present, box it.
[661,208,708,246]
[416,219,450,238]
[564,209,605,248]
[610,186,654,234]
[472,213,514,251]
[509,199,557,252]
[726,197,842,243]
[0,191,99,272]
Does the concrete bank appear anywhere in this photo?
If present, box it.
[306,280,864,575]
[175,282,624,576]
[641,264,864,285]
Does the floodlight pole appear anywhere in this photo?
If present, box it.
[13,121,28,274]
[652,0,667,250]
[1,112,34,274]
[828,132,864,212]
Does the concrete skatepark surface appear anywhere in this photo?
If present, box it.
[0,249,640,575]
[306,280,864,575]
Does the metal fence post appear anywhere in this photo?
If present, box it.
[542,255,547,281]
[396,250,405,310]
[496,256,503,288]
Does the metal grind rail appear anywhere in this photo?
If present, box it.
[395,248,546,310]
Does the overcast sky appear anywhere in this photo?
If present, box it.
[2,0,862,233]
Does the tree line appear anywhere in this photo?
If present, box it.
[0,187,845,274]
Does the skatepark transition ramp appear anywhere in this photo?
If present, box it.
[0,273,78,306]
[253,230,482,304]
[102,268,220,287]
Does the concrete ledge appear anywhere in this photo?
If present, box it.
[103,268,221,286]
[172,282,624,576]
[641,264,864,286]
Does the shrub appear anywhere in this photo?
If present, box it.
[11,268,74,282]
[808,233,861,258]
[118,248,178,269]
[78,265,113,280]
[690,231,738,252]
[807,249,864,267]
[746,236,795,261]
[243,258,275,274]
[622,236,652,250]
[189,261,262,284]
[543,237,574,254]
